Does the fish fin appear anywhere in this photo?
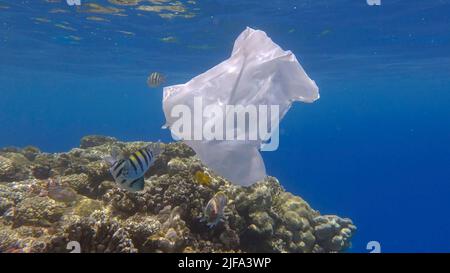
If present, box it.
[152,141,165,157]
[111,146,124,160]
[104,156,116,166]
[128,176,145,192]
[105,147,124,165]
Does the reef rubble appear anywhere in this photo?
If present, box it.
[0,135,356,253]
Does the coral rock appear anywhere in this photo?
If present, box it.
[0,135,356,253]
[13,196,65,227]
[80,135,118,149]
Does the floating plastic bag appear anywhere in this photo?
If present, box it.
[162,27,319,186]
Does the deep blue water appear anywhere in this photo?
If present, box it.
[1,0,450,252]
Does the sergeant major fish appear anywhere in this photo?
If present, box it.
[147,72,165,88]
[105,143,163,192]
[202,191,228,228]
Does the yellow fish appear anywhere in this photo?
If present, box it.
[194,170,212,187]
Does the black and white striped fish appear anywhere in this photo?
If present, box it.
[104,143,163,192]
[147,72,165,88]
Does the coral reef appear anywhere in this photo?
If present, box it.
[0,136,356,253]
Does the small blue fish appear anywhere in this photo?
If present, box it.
[105,143,162,192]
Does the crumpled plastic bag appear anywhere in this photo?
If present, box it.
[162,27,319,186]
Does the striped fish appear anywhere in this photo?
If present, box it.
[147,72,165,88]
[105,143,163,192]
[202,191,228,228]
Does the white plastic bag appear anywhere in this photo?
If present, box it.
[162,27,319,186]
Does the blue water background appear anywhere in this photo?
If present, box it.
[1,0,449,252]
